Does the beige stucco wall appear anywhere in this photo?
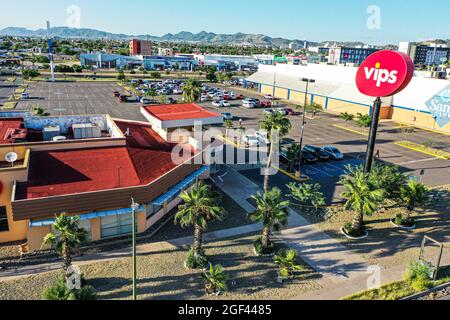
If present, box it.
[391,108,450,134]
[327,98,369,115]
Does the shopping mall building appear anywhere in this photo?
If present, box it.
[246,64,450,134]
[0,104,222,251]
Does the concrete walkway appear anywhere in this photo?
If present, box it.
[212,166,371,287]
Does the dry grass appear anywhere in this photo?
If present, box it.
[0,235,321,300]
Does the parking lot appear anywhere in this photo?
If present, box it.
[8,80,450,202]
[0,77,15,105]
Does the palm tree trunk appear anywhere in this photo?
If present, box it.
[193,224,203,256]
[62,242,72,280]
[351,211,363,232]
[264,134,275,192]
[261,225,271,249]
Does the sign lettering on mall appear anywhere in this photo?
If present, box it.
[426,85,450,128]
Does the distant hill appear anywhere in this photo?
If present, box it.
[0,26,319,48]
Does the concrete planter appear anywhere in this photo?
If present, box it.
[340,227,369,240]
[390,219,416,230]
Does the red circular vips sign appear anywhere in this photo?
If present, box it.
[356,50,414,97]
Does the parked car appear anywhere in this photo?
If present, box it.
[264,109,275,115]
[255,131,270,145]
[221,100,231,107]
[222,112,233,120]
[322,146,344,160]
[113,91,121,97]
[304,145,330,161]
[168,97,177,104]
[242,100,257,108]
[212,100,223,107]
[172,88,182,94]
[21,92,29,99]
[300,150,319,164]
[284,108,296,115]
[242,135,260,147]
[264,94,274,100]
[236,94,245,100]
[200,94,210,102]
[260,101,272,108]
[140,98,152,104]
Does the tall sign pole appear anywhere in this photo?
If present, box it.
[46,21,55,82]
[355,50,415,173]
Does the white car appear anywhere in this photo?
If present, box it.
[264,94,274,100]
[200,94,209,102]
[221,100,231,107]
[21,92,30,99]
[221,112,233,120]
[242,100,256,108]
[242,135,260,147]
[140,98,152,104]
[172,88,182,94]
[212,100,223,107]
[255,131,270,145]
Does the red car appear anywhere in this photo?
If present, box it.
[113,91,120,97]
[260,101,272,108]
[284,108,296,115]
[236,94,244,100]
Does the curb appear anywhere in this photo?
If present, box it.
[401,282,450,300]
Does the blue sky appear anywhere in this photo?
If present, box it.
[1,0,449,44]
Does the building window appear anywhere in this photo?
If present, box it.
[100,214,133,239]
[146,204,163,219]
[0,207,8,232]
[78,220,92,241]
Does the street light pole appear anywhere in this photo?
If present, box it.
[364,97,382,173]
[131,198,140,301]
[297,78,315,178]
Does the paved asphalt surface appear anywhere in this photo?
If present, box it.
[0,77,15,105]
[11,80,450,203]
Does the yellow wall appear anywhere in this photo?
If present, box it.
[392,108,450,134]
[327,98,369,115]
[27,225,51,252]
[91,218,101,241]
[0,149,30,243]
[313,96,326,109]
[260,84,273,95]
[274,88,288,100]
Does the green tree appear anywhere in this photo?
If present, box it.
[260,112,292,191]
[249,188,289,255]
[42,214,88,280]
[224,119,233,138]
[181,79,202,103]
[305,102,323,118]
[22,69,40,80]
[117,70,126,81]
[287,183,326,209]
[400,180,428,222]
[158,94,168,104]
[150,71,161,79]
[370,163,408,201]
[145,88,157,101]
[174,184,224,268]
[285,143,301,172]
[340,166,384,235]
[43,275,97,300]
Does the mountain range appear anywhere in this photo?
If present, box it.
[0,26,320,48]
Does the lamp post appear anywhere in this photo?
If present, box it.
[131,198,140,301]
[296,78,315,178]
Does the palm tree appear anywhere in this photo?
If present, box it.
[401,180,428,221]
[340,167,384,234]
[249,188,289,254]
[174,184,224,265]
[260,112,292,192]
[202,264,227,295]
[182,79,202,103]
[285,143,301,172]
[287,182,326,210]
[42,214,88,280]
[224,120,233,138]
[274,249,304,280]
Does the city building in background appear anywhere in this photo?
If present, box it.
[158,47,174,56]
[328,47,380,66]
[399,42,450,66]
[130,39,153,56]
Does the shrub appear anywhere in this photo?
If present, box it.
[405,261,434,282]
[394,214,414,227]
[343,222,366,238]
[202,264,227,295]
[43,275,97,300]
[411,277,433,292]
[185,248,208,270]
[274,249,304,280]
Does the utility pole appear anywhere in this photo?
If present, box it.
[296,78,315,178]
[364,97,382,173]
[131,198,140,301]
[46,21,55,82]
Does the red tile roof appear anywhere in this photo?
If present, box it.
[142,103,220,121]
[0,118,23,144]
[16,121,193,200]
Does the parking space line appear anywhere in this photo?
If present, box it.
[332,124,368,136]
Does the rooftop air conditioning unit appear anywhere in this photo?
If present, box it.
[43,125,61,141]
[72,123,102,139]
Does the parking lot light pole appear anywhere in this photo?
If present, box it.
[297,78,315,178]
[364,97,382,173]
[131,198,140,301]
